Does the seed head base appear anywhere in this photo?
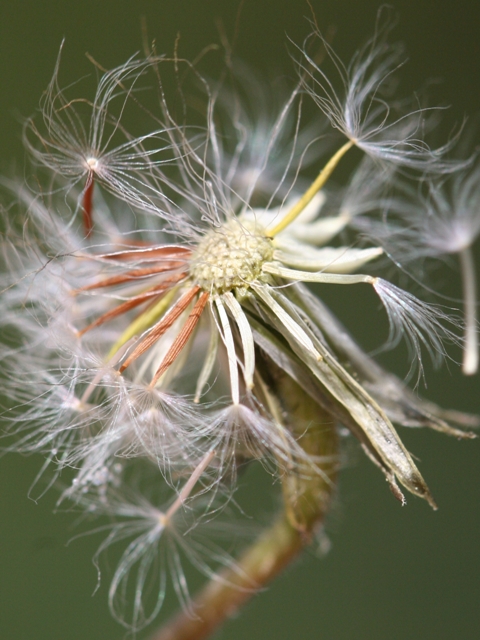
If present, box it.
[191,220,273,294]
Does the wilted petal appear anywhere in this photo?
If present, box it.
[289,283,478,437]
[274,245,383,273]
[249,285,437,507]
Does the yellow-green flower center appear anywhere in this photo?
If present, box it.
[191,219,273,294]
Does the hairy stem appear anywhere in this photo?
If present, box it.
[149,514,308,640]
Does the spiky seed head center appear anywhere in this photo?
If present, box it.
[191,220,273,294]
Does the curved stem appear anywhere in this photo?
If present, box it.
[149,361,338,640]
[149,514,307,640]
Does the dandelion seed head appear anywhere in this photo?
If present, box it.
[1,21,478,634]
[298,19,465,173]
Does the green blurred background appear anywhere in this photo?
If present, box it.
[0,1,479,638]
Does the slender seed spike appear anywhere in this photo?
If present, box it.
[76,265,187,291]
[163,449,216,523]
[150,291,209,387]
[82,174,94,238]
[107,286,180,359]
[78,284,172,336]
[267,140,354,236]
[97,246,191,262]
[119,286,200,372]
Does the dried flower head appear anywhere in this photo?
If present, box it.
[1,24,478,634]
